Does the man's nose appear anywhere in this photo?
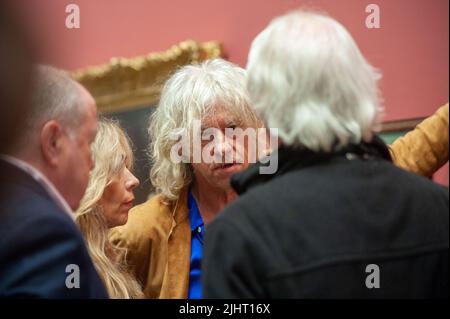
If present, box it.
[213,132,233,160]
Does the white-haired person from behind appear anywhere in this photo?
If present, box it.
[110,59,269,298]
[202,10,449,298]
[76,118,143,298]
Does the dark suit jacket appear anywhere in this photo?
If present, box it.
[0,160,108,298]
[203,140,449,298]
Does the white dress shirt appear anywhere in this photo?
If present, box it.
[0,155,74,220]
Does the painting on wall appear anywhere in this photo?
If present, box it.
[73,42,437,203]
[73,40,223,204]
[379,117,424,145]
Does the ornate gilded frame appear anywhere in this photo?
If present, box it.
[380,117,425,132]
[72,40,222,113]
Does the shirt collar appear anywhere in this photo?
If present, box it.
[188,191,204,232]
[0,155,74,220]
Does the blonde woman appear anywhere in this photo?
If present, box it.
[76,118,143,299]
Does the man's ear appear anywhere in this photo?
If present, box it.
[40,120,64,167]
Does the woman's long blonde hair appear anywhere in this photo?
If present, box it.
[76,118,144,299]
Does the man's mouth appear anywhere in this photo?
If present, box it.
[213,162,243,174]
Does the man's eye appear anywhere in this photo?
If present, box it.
[201,131,213,139]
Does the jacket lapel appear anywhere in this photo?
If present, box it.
[159,189,191,298]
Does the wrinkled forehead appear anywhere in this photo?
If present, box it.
[201,110,233,127]
[200,104,249,129]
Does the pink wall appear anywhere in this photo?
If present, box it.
[14,0,449,185]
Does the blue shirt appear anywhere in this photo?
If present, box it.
[188,191,204,299]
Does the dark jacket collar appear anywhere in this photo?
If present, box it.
[231,135,392,195]
[0,158,52,201]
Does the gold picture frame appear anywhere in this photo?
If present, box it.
[72,40,223,114]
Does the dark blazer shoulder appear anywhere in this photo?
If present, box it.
[0,162,107,298]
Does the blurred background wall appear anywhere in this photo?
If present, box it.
[11,0,449,185]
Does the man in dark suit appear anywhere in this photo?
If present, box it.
[0,62,107,297]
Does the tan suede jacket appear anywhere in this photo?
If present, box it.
[389,103,449,177]
[110,190,191,299]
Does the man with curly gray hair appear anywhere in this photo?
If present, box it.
[110,59,269,298]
